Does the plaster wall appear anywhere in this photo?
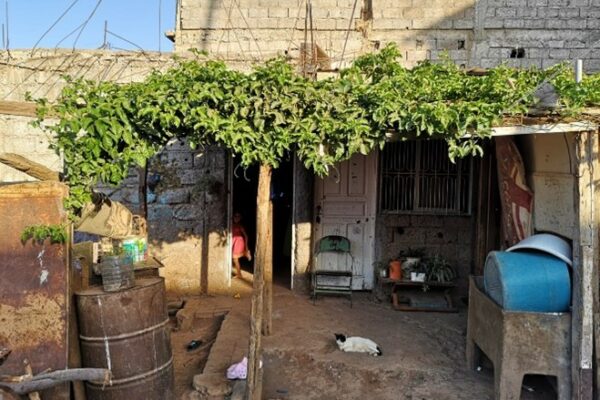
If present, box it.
[517,133,577,239]
[177,0,600,71]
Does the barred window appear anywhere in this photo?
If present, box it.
[379,140,473,215]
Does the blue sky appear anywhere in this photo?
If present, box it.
[0,0,176,52]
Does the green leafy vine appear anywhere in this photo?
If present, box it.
[21,224,68,245]
[32,44,600,215]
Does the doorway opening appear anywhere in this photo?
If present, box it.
[232,159,258,281]
[231,155,294,288]
[272,157,293,288]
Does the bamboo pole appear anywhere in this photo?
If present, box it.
[245,164,272,400]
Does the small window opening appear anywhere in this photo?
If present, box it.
[510,47,526,58]
[379,140,473,215]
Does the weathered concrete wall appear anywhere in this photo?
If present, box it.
[375,214,474,295]
[0,49,175,102]
[176,0,600,71]
[0,115,61,182]
[517,133,576,240]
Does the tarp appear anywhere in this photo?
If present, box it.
[495,136,533,247]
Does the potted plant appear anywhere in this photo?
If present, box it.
[399,247,426,277]
[422,255,456,283]
[409,261,427,282]
[373,261,389,279]
[388,258,402,280]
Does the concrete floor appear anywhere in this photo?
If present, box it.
[176,276,556,400]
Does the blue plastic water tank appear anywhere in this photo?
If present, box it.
[484,251,571,312]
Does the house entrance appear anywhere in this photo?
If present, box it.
[313,152,377,290]
[231,156,293,288]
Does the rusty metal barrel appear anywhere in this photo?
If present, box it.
[76,277,174,400]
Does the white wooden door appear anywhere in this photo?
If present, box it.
[314,152,377,290]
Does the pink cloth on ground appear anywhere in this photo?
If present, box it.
[226,357,248,380]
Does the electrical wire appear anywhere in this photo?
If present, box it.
[158,0,162,53]
[286,0,305,56]
[4,0,10,58]
[54,21,86,49]
[232,0,262,59]
[339,0,359,66]
[31,0,80,56]
[107,30,147,53]
[72,0,103,50]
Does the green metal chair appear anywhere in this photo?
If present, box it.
[312,235,354,307]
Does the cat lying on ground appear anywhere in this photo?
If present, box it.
[334,333,382,356]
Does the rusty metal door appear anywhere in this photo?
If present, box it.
[0,182,69,399]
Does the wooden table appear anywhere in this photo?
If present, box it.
[380,278,457,312]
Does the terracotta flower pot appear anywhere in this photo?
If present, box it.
[389,260,402,280]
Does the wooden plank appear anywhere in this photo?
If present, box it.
[0,100,39,118]
[572,131,596,400]
[0,153,60,181]
[487,122,596,137]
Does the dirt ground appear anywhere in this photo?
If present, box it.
[170,311,225,397]
[170,276,557,400]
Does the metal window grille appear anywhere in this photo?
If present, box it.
[379,140,473,215]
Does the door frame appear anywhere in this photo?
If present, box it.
[312,151,378,290]
[227,154,296,289]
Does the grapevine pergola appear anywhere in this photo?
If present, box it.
[35,43,600,399]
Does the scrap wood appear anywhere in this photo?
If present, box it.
[0,153,60,182]
[0,368,110,395]
[0,348,10,365]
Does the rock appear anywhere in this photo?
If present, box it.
[193,372,232,397]
[181,390,203,400]
[176,307,193,330]
[229,380,247,400]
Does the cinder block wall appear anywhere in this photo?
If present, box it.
[177,0,600,71]
[375,214,474,296]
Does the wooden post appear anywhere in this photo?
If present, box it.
[263,191,273,336]
[591,131,600,400]
[473,146,493,275]
[572,131,597,400]
[245,164,272,400]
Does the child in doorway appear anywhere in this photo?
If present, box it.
[232,212,251,278]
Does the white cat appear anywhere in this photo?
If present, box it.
[335,333,382,356]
